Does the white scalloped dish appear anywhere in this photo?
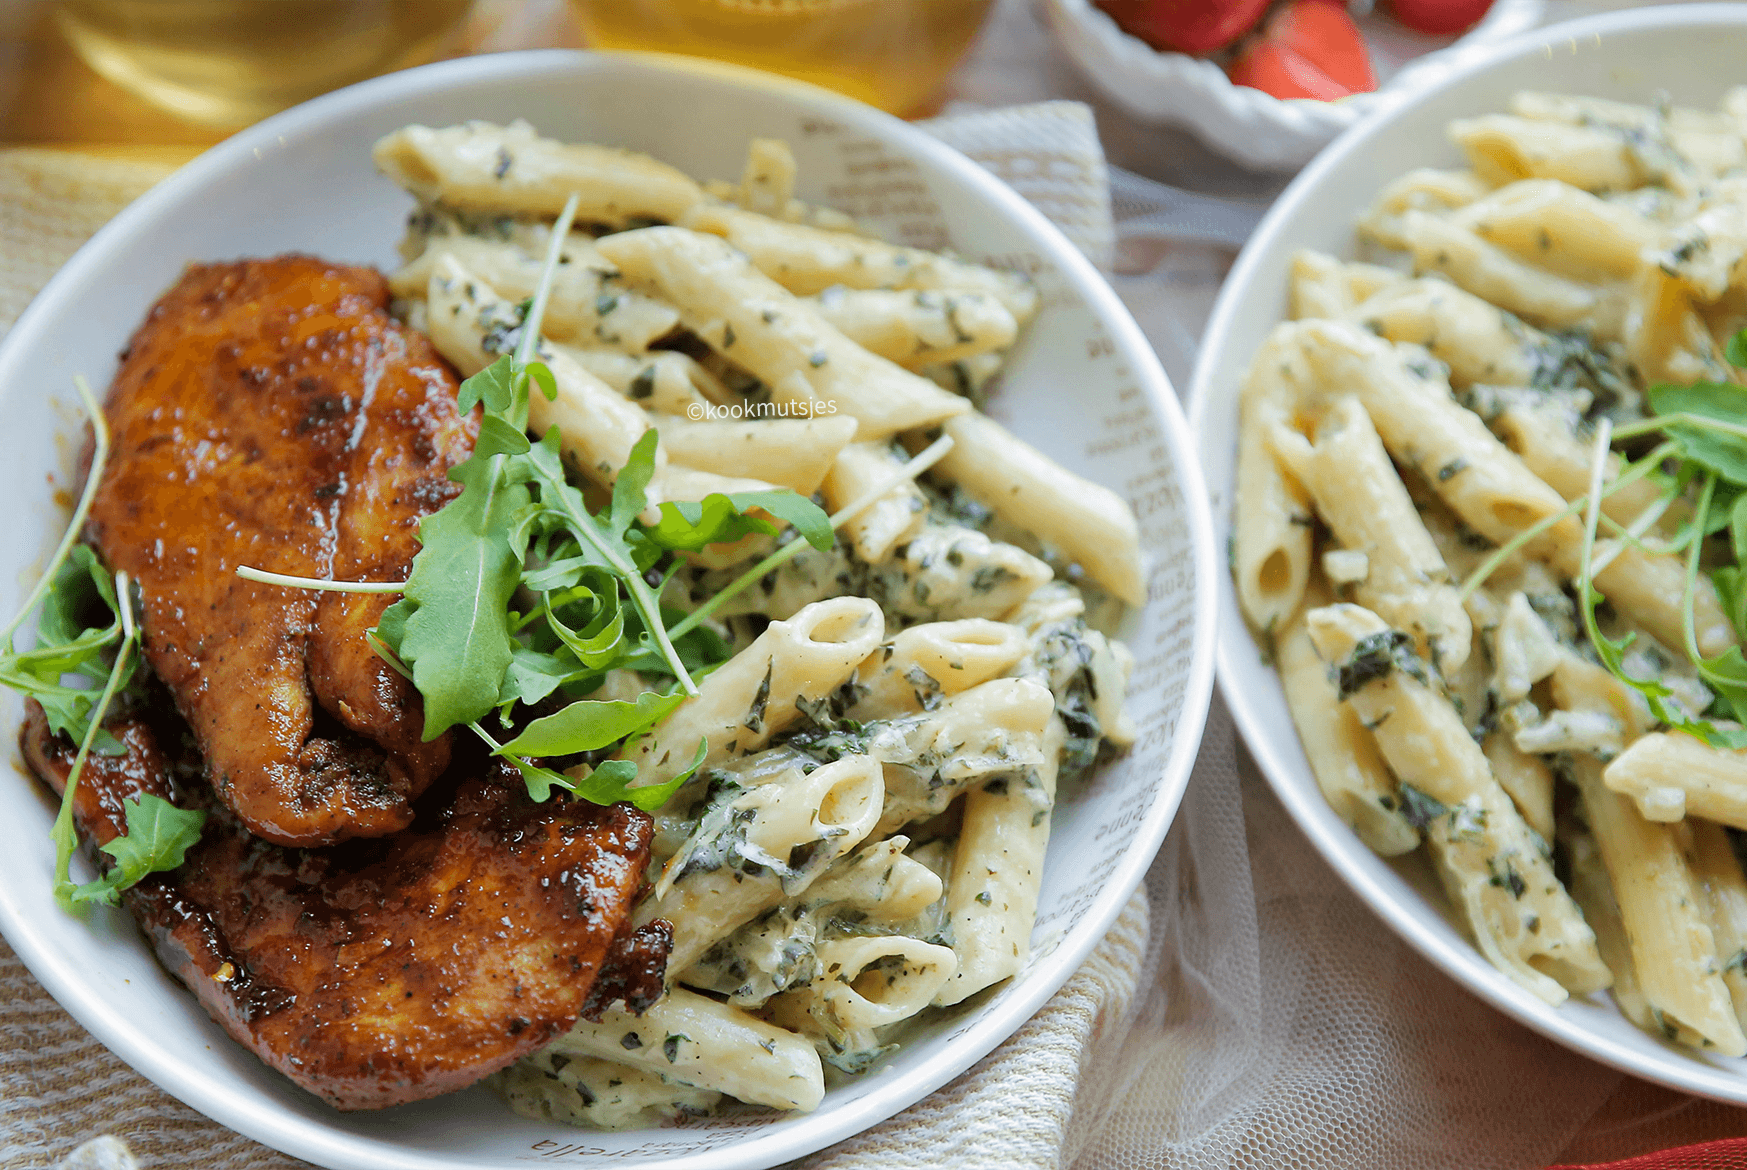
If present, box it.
[1044,0,1545,171]
[0,51,1215,1170]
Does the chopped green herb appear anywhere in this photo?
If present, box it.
[1334,630,1428,700]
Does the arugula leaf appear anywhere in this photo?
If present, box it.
[573,737,708,811]
[496,645,587,710]
[1701,645,1747,725]
[497,690,686,758]
[48,569,145,908]
[1731,497,1747,568]
[1715,567,1747,643]
[36,545,116,646]
[1726,327,1747,370]
[2,545,136,754]
[476,411,534,458]
[610,429,660,539]
[541,571,626,669]
[520,428,698,692]
[1646,382,1747,485]
[646,490,833,555]
[646,494,774,553]
[379,395,534,738]
[503,732,704,810]
[1577,454,1747,749]
[508,756,581,803]
[1576,577,1732,742]
[69,794,206,906]
[457,353,520,416]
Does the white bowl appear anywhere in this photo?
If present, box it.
[1043,0,1545,171]
[0,50,1215,1169]
[1192,4,1747,1103]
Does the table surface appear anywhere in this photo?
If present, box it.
[3,0,1743,1165]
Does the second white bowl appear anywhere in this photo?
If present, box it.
[1192,3,1747,1104]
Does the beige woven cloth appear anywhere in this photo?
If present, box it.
[0,104,1151,1170]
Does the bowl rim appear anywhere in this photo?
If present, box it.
[0,47,1218,1168]
[1188,1,1747,1105]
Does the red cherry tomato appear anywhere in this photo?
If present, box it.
[1228,0,1376,101]
[1094,0,1271,55]
[1383,0,1496,36]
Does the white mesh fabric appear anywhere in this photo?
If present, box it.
[1058,699,1628,1170]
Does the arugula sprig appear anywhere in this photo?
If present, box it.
[347,191,841,806]
[1557,328,1747,748]
[0,378,206,908]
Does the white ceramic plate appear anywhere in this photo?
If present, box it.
[1192,4,1747,1103]
[1043,0,1545,171]
[0,50,1215,1170]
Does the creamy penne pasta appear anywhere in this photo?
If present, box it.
[1233,85,1747,1060]
[366,120,1144,1128]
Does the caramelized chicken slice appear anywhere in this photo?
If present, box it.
[86,256,475,846]
[581,920,673,1021]
[22,701,651,1111]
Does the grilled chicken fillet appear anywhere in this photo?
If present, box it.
[22,701,658,1110]
[85,256,475,846]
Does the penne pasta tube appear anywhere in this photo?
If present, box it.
[1269,395,1470,670]
[1296,320,1735,658]
[497,1051,722,1130]
[874,676,1055,836]
[558,987,825,1112]
[864,525,1054,624]
[617,597,884,785]
[782,935,958,1031]
[422,256,668,495]
[1451,179,1659,281]
[935,717,1063,1005]
[846,619,1030,719]
[735,137,796,217]
[594,226,971,439]
[1493,404,1671,532]
[1397,210,1619,335]
[1360,167,1494,249]
[1482,732,1556,845]
[552,345,718,415]
[1605,733,1747,827]
[373,119,703,226]
[1653,192,1747,302]
[1688,818,1747,1034]
[1276,585,1420,856]
[680,202,1038,322]
[1626,266,1731,389]
[1490,592,1563,706]
[1449,113,1648,192]
[1233,322,1317,636]
[1288,250,1404,321]
[1563,826,1660,1036]
[767,935,959,1070]
[391,233,681,352]
[1516,650,1655,760]
[1574,754,1747,1057]
[821,441,927,564]
[659,463,783,500]
[704,138,864,232]
[1345,278,1537,389]
[1306,603,1611,1004]
[1511,92,1743,188]
[811,285,1018,368]
[650,415,857,496]
[678,836,946,1008]
[642,755,885,972]
[932,410,1146,607]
